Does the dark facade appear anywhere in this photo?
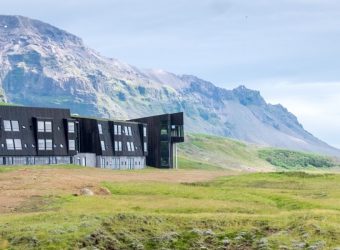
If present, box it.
[0,105,184,169]
[130,112,184,169]
[0,105,77,165]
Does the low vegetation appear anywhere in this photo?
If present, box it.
[179,134,339,171]
[1,171,340,249]
[259,149,337,169]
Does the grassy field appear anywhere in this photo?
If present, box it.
[0,134,340,249]
[0,169,340,249]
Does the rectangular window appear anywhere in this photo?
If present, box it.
[117,125,121,135]
[126,142,131,151]
[118,141,122,151]
[37,121,45,132]
[68,140,75,150]
[14,139,22,150]
[124,126,128,135]
[114,125,118,135]
[38,139,45,150]
[3,120,11,131]
[6,139,14,150]
[68,122,75,133]
[45,139,53,150]
[144,142,147,152]
[114,141,118,151]
[128,127,132,136]
[98,124,103,134]
[131,142,135,151]
[11,121,19,132]
[100,140,105,151]
[45,121,52,132]
[143,127,147,137]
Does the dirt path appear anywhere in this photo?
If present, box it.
[0,167,234,213]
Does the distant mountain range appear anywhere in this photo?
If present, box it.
[0,15,338,156]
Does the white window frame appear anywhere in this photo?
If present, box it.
[68,139,75,151]
[128,127,132,136]
[127,142,131,151]
[143,127,147,137]
[45,121,52,132]
[98,124,103,134]
[45,139,53,151]
[114,141,118,151]
[114,125,118,135]
[37,121,45,132]
[38,139,45,150]
[3,120,11,131]
[68,122,75,133]
[144,142,147,152]
[6,139,14,150]
[118,141,122,151]
[11,121,19,132]
[124,126,128,135]
[131,142,135,151]
[100,140,106,151]
[117,125,121,135]
[14,139,22,150]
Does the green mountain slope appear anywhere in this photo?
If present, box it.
[178,134,339,171]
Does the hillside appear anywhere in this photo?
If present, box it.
[0,15,339,156]
[178,134,339,171]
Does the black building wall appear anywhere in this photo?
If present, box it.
[0,106,76,156]
[130,112,184,168]
[75,117,147,157]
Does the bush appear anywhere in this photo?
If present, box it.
[258,149,336,169]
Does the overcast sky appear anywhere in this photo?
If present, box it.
[2,0,340,148]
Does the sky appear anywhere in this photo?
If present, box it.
[2,0,340,148]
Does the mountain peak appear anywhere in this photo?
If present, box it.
[0,15,82,45]
[232,85,266,106]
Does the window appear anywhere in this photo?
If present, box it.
[6,139,14,150]
[68,122,75,133]
[45,121,52,132]
[143,127,147,137]
[118,141,122,151]
[131,142,135,151]
[118,125,121,135]
[4,120,20,132]
[38,139,45,150]
[124,126,128,135]
[45,139,53,150]
[4,120,11,131]
[161,128,168,135]
[114,125,118,135]
[68,140,75,150]
[98,124,103,134]
[14,139,22,150]
[144,142,147,152]
[127,142,131,151]
[11,121,19,132]
[114,141,118,151]
[100,140,105,151]
[128,127,132,136]
[37,121,45,132]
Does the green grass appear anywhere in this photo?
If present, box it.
[178,133,339,171]
[178,134,274,171]
[1,172,340,249]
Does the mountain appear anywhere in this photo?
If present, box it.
[0,15,338,156]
